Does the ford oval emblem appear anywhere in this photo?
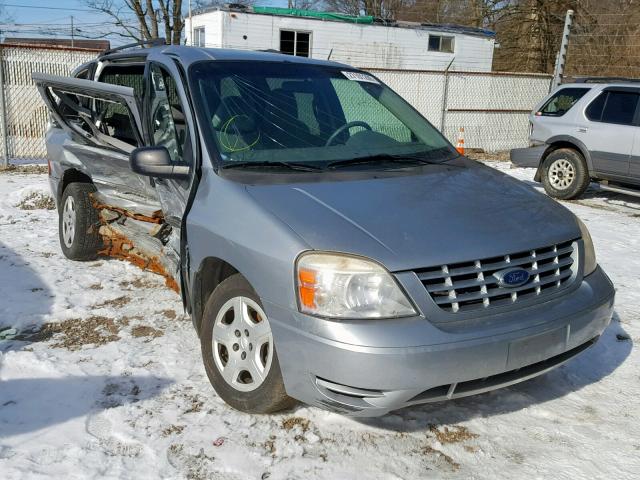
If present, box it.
[494,267,531,288]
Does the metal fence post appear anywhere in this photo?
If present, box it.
[440,58,455,135]
[552,9,574,90]
[0,46,9,166]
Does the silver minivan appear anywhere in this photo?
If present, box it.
[35,44,615,416]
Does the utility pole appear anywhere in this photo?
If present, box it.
[551,9,574,90]
[188,0,193,45]
[71,16,75,48]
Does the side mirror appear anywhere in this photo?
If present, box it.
[129,146,190,180]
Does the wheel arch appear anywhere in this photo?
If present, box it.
[534,136,592,182]
[58,168,93,205]
[191,256,240,335]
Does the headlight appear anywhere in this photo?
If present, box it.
[577,218,597,275]
[296,253,416,319]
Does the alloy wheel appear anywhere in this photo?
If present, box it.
[548,158,576,190]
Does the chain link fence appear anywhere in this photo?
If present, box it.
[0,44,552,165]
[0,45,98,165]
[370,68,552,151]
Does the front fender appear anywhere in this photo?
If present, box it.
[185,167,310,316]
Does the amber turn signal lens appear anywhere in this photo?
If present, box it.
[298,268,316,308]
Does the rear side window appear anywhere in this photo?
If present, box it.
[586,91,640,125]
[537,88,589,117]
[74,68,90,80]
[97,64,145,146]
[585,92,607,121]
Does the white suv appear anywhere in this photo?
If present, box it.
[511,80,640,199]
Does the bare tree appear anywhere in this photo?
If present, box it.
[286,0,324,8]
[398,0,513,27]
[564,0,640,79]
[85,0,184,44]
[323,0,415,19]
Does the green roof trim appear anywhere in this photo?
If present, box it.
[252,7,375,24]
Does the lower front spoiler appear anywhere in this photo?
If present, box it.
[314,336,598,414]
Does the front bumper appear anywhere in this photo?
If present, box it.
[510,145,547,168]
[266,266,615,416]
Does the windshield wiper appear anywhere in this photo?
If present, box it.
[221,161,323,172]
[325,151,458,170]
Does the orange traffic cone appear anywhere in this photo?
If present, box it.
[455,127,465,155]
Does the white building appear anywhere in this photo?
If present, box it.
[185,6,496,72]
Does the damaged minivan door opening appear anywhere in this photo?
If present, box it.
[34,43,615,417]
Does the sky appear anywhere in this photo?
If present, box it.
[1,0,284,46]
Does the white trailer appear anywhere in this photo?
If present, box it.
[185,6,495,72]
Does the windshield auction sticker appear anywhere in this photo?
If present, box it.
[342,71,380,84]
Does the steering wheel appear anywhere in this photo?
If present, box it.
[325,121,372,146]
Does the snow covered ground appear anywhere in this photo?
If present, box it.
[0,162,638,479]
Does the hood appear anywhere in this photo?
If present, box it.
[246,163,580,272]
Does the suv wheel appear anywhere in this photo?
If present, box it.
[541,148,590,200]
[200,274,295,413]
[59,183,103,261]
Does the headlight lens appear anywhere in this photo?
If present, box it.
[296,253,416,319]
[577,218,597,275]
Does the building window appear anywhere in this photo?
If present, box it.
[193,27,205,47]
[280,30,311,57]
[428,34,454,53]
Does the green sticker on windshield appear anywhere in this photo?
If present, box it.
[342,71,380,84]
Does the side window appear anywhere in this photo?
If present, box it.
[586,91,640,125]
[428,35,454,53]
[537,88,589,117]
[58,67,92,118]
[97,65,145,147]
[601,92,638,125]
[280,30,311,57]
[74,68,90,80]
[149,64,191,164]
[193,26,206,47]
[585,92,607,121]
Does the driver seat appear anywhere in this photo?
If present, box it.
[212,95,261,153]
[262,89,320,148]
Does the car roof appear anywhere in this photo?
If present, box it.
[100,45,350,70]
[560,82,640,90]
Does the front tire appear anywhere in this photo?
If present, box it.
[200,274,295,413]
[541,148,590,200]
[58,182,102,261]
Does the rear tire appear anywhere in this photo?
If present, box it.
[58,182,103,261]
[200,274,295,414]
[541,148,590,200]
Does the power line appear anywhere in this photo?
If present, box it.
[0,22,137,27]
[2,3,94,12]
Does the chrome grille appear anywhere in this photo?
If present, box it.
[416,240,577,313]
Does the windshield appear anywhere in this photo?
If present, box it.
[190,61,456,170]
